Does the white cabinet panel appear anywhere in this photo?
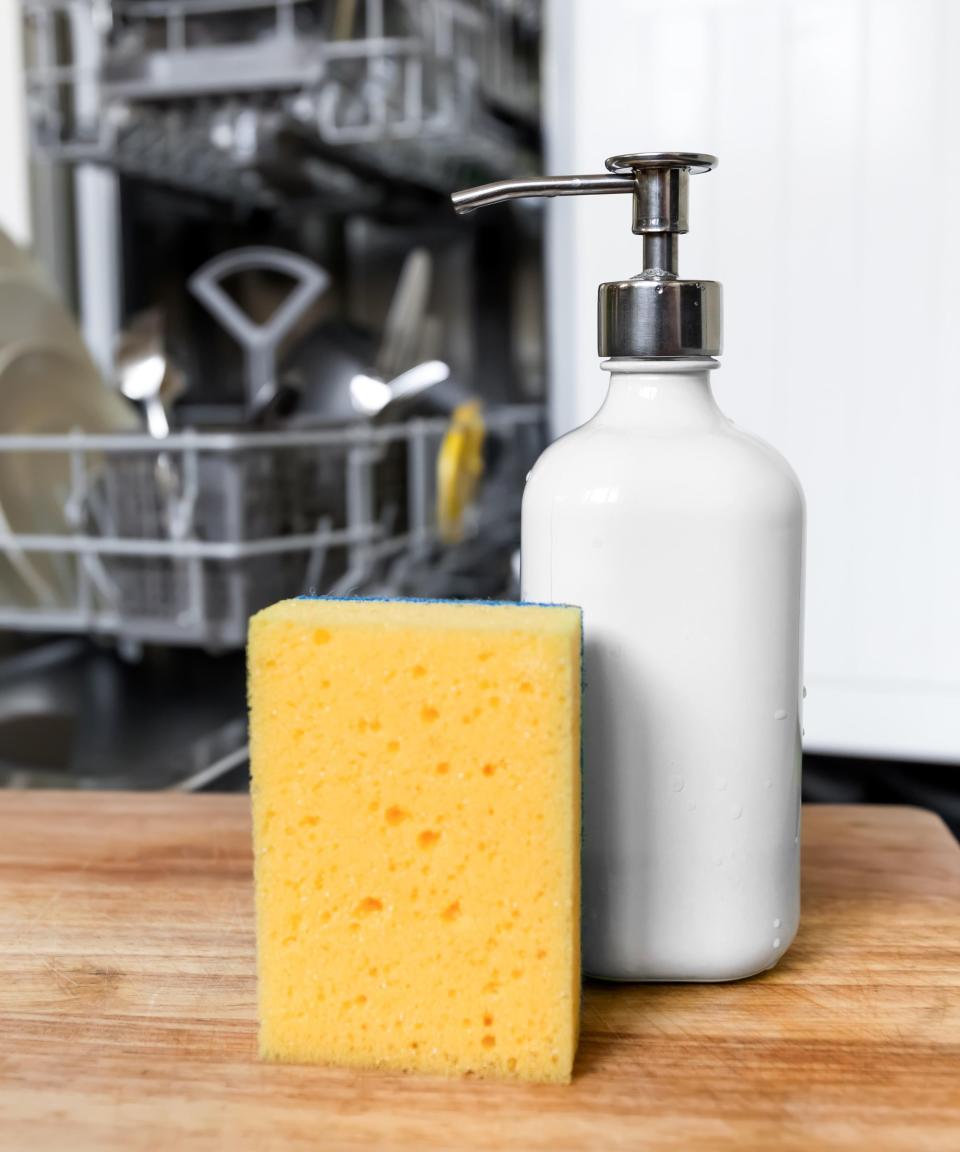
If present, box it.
[545,0,960,759]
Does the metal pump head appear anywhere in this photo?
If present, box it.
[452,151,722,359]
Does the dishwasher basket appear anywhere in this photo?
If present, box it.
[0,408,543,649]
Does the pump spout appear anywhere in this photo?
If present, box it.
[451,173,632,214]
[452,152,721,358]
[453,152,716,278]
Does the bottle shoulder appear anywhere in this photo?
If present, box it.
[721,421,805,504]
[525,417,804,517]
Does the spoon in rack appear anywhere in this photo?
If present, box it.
[115,307,180,437]
[114,308,185,519]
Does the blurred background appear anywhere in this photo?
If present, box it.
[0,0,957,833]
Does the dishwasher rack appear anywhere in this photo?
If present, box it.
[23,0,541,203]
[0,407,543,650]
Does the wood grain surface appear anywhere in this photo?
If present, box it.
[1,793,958,1151]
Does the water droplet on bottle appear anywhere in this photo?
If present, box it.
[731,804,743,820]
[717,778,728,792]
[773,918,781,928]
[687,801,697,812]
[772,937,781,949]
[802,685,807,699]
[764,778,773,790]
[774,709,788,721]
[670,775,685,792]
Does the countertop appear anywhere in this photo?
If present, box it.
[1,793,958,1151]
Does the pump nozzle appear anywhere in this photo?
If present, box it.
[451,172,634,213]
[453,152,722,359]
[452,152,716,279]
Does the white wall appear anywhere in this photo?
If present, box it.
[545,0,960,762]
[0,0,31,244]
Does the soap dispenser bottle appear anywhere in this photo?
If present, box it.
[453,154,804,982]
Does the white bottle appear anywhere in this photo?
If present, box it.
[455,154,805,981]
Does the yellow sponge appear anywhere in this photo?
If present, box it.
[248,597,581,1082]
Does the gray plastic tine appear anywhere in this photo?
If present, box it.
[188,247,330,413]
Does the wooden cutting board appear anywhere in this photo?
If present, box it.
[1,793,958,1152]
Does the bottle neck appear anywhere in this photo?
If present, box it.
[594,357,724,431]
